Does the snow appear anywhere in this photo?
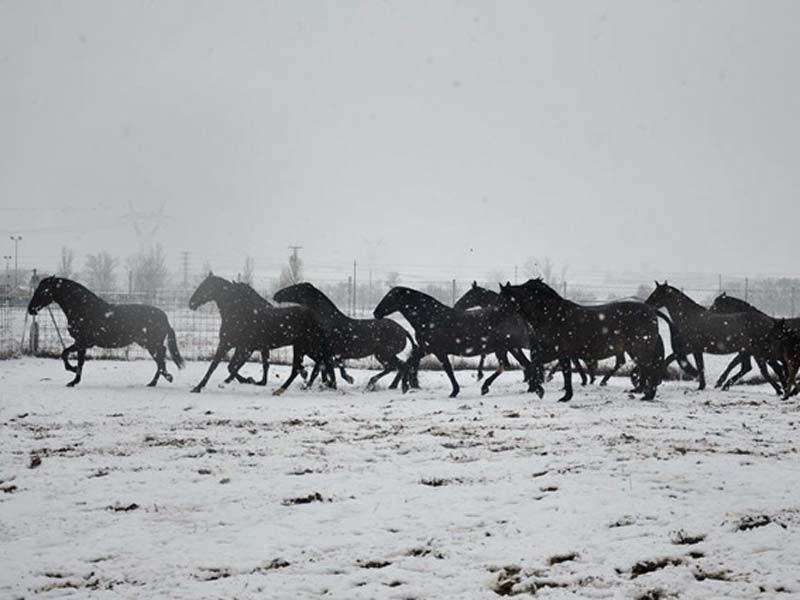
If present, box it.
[1,357,800,599]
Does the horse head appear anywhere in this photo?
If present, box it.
[27,276,59,315]
[373,287,411,319]
[189,273,228,310]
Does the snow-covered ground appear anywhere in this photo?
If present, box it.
[1,357,799,599]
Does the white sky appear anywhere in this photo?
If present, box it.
[2,0,799,283]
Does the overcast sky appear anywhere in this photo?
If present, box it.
[2,0,799,284]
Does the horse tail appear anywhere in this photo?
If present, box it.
[655,310,697,377]
[167,326,185,369]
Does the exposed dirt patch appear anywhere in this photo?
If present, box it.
[420,477,461,487]
[281,492,328,506]
[671,530,706,545]
[736,514,785,531]
[357,559,391,569]
[406,546,445,559]
[629,557,683,579]
[106,502,139,512]
[548,552,578,565]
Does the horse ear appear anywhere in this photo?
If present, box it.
[472,280,477,288]
[664,279,668,286]
[208,270,214,277]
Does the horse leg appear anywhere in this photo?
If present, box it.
[273,349,303,395]
[401,346,425,393]
[575,359,588,386]
[61,343,79,372]
[714,354,741,389]
[558,358,574,402]
[721,354,752,390]
[476,354,486,380]
[481,354,508,396]
[368,355,402,390]
[588,359,597,385]
[694,352,706,390]
[147,344,170,387]
[600,354,626,386]
[256,351,269,385]
[225,347,255,384]
[757,358,783,395]
[339,364,355,385]
[192,343,230,393]
[437,353,460,398]
[546,361,558,383]
[66,348,86,387]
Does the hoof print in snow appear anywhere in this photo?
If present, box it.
[406,547,445,559]
[420,477,460,487]
[219,477,231,484]
[1,483,18,494]
[383,580,404,587]
[539,485,559,493]
[106,502,139,512]
[670,529,706,545]
[547,552,578,566]
[490,565,565,596]
[29,454,42,469]
[736,514,784,531]
[281,492,328,506]
[287,468,315,476]
[608,515,637,528]
[629,557,683,579]
[88,468,110,479]
[634,589,674,600]
[692,566,732,582]
[357,559,391,569]
[196,567,233,581]
[531,470,549,478]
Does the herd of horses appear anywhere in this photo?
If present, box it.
[26,274,800,401]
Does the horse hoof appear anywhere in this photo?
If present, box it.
[480,387,489,396]
[272,389,285,396]
[190,387,202,394]
[557,396,572,403]
[449,391,459,398]
[164,374,173,383]
[343,376,355,385]
[147,382,157,387]
[66,381,77,388]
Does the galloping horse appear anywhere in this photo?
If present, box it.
[374,287,542,398]
[646,282,788,393]
[188,274,334,394]
[274,282,418,390]
[500,279,668,402]
[27,276,184,387]
[708,293,791,394]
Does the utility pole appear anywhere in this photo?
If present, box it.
[3,255,10,296]
[452,279,457,306]
[514,265,518,285]
[718,274,722,293]
[352,260,357,316]
[347,276,353,317]
[180,251,190,287]
[9,235,21,291]
[792,287,796,318]
[744,277,749,302]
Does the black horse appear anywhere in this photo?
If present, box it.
[500,279,667,402]
[27,276,184,387]
[708,292,790,394]
[373,286,541,398]
[646,281,790,394]
[274,282,417,390]
[454,282,636,387]
[188,274,333,394]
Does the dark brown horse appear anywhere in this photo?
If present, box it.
[189,274,334,395]
[274,282,417,390]
[647,282,793,396]
[500,279,668,401]
[374,287,542,398]
[27,277,184,387]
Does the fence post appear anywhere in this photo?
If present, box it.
[744,277,749,302]
[792,287,796,318]
[451,279,456,306]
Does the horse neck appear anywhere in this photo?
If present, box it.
[663,290,705,319]
[301,289,345,321]
[477,289,500,305]
[399,291,449,329]
[53,280,108,320]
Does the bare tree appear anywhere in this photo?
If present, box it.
[85,251,118,291]
[241,256,255,285]
[278,250,303,289]
[57,247,75,279]
[128,244,169,296]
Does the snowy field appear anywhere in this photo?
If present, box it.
[2,357,800,599]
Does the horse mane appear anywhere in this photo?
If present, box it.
[392,286,449,309]
[285,283,343,316]
[232,281,272,306]
[50,276,107,306]
[520,278,563,301]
